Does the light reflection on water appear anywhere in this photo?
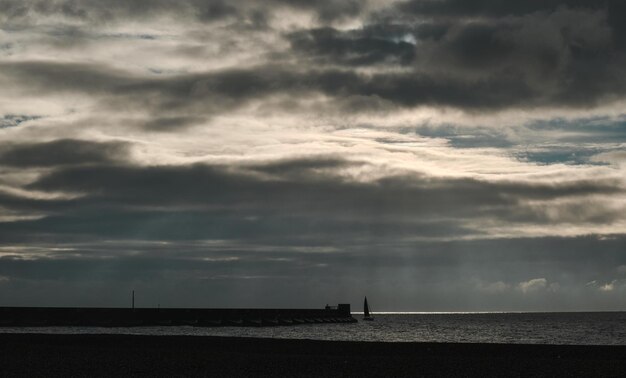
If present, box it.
[2,313,626,345]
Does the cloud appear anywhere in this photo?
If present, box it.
[2,1,626,116]
[518,278,547,293]
[587,279,621,292]
[0,0,625,310]
[4,42,626,119]
[20,157,622,223]
[396,0,616,19]
[591,151,626,166]
[141,116,205,131]
[599,280,616,291]
[0,153,620,249]
[287,27,416,66]
[0,139,130,167]
[0,115,41,129]
[329,4,626,111]
[0,0,369,26]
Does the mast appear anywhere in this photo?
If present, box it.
[364,296,370,318]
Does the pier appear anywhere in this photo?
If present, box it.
[0,304,356,327]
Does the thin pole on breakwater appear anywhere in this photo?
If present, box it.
[132,290,135,310]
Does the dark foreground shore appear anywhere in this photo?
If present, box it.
[1,333,626,377]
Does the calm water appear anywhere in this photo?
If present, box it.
[2,313,626,345]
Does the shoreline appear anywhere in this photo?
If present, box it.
[2,333,626,377]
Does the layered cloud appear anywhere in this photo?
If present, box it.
[0,0,624,310]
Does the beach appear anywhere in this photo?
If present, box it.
[1,333,625,377]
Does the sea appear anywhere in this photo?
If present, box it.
[2,312,626,345]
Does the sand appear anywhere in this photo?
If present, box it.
[1,333,625,377]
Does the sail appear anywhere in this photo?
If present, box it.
[364,297,370,318]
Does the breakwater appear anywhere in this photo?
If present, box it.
[0,304,356,327]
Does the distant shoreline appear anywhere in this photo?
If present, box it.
[2,333,626,377]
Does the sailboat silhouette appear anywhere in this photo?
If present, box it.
[363,296,374,321]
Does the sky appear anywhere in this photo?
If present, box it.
[0,0,625,312]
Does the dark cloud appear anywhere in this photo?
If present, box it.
[287,27,416,66]
[397,0,610,18]
[0,156,617,246]
[317,70,537,109]
[247,156,357,178]
[393,0,626,61]
[0,0,226,23]
[0,139,129,167]
[608,0,626,49]
[0,61,561,113]
[286,3,626,110]
[0,61,135,94]
[0,190,77,214]
[194,1,239,22]
[361,22,450,42]
[24,158,619,214]
[0,0,365,25]
[141,116,205,131]
[0,61,298,115]
[3,31,626,114]
[2,1,625,114]
[0,115,41,129]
